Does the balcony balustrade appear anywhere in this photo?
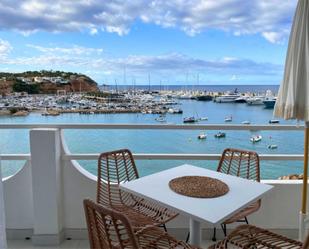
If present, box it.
[0,123,306,246]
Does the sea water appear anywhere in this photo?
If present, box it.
[0,94,304,180]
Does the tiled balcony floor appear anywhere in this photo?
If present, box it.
[7,239,215,249]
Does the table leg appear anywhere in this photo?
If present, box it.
[189,218,201,246]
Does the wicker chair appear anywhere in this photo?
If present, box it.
[186,148,261,242]
[210,224,306,249]
[97,149,178,230]
[84,199,200,249]
[214,148,261,240]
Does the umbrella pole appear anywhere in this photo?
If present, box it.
[300,125,309,241]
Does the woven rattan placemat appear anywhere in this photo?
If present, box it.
[169,176,229,198]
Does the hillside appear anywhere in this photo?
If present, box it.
[0,70,99,95]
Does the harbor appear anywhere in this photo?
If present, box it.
[0,87,278,117]
[0,85,303,181]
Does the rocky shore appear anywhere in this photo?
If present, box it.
[278,174,304,180]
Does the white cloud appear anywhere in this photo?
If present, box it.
[89,27,98,35]
[27,44,103,55]
[0,52,282,77]
[262,31,289,44]
[0,0,297,43]
[0,39,12,56]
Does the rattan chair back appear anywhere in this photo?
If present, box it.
[210,225,304,249]
[97,149,139,206]
[217,148,260,182]
[84,199,139,249]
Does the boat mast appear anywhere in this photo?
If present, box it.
[196,73,199,92]
[185,72,188,92]
[148,73,151,92]
[115,79,118,94]
[123,66,126,91]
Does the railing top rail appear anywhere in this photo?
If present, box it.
[0,123,304,130]
[0,153,304,161]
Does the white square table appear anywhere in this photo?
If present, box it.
[120,164,273,247]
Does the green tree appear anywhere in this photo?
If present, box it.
[12,80,39,94]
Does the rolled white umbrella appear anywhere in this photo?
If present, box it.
[274,0,309,241]
[0,158,7,249]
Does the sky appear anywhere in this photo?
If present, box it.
[0,0,298,85]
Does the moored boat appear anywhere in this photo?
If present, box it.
[263,98,276,109]
[242,120,251,125]
[246,96,264,105]
[197,133,207,139]
[155,115,166,122]
[214,132,226,138]
[225,116,232,122]
[215,92,241,103]
[196,95,213,101]
[268,144,278,149]
[250,135,262,143]
[168,108,183,114]
[183,117,197,123]
[235,96,248,103]
[263,90,276,109]
[269,119,280,124]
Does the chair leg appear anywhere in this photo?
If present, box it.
[244,216,249,224]
[161,224,167,232]
[186,232,190,243]
[221,224,227,237]
[212,227,217,241]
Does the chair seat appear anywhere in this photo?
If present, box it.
[110,204,161,228]
[211,225,303,249]
[110,198,178,229]
[84,199,198,249]
[135,226,201,249]
[223,201,260,224]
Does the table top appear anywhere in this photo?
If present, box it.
[120,164,273,224]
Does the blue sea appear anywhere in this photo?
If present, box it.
[0,85,304,179]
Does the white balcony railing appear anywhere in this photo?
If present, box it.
[0,123,305,162]
[0,123,306,246]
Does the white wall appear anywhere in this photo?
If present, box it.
[3,161,33,229]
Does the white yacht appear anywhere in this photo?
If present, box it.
[263,90,276,109]
[246,96,264,105]
[215,92,241,103]
[235,96,248,103]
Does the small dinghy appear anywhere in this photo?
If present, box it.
[183,117,197,123]
[269,119,280,124]
[225,116,232,122]
[242,121,251,125]
[214,132,226,138]
[199,117,208,121]
[155,117,166,122]
[250,135,262,143]
[155,115,166,122]
[197,133,207,140]
[268,144,278,149]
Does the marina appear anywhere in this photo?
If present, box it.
[0,86,304,180]
[0,87,279,116]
